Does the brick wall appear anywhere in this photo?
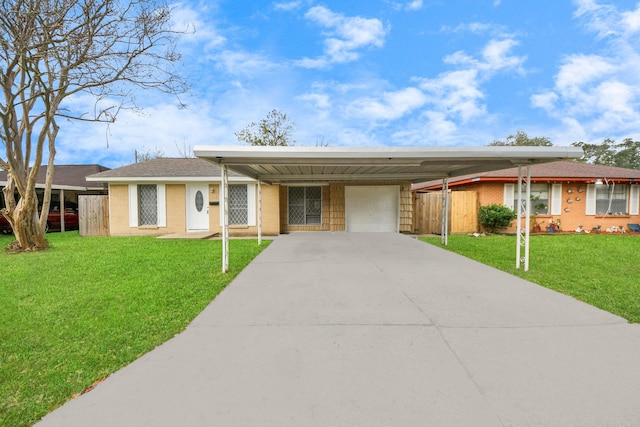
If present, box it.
[473,181,640,233]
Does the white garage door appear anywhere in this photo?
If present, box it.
[345,185,399,232]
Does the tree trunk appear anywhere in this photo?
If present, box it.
[5,198,48,252]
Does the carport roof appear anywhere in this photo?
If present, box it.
[194,145,584,184]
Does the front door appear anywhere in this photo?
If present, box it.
[186,184,209,232]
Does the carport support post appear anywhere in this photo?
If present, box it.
[257,180,262,245]
[441,177,449,246]
[221,165,230,273]
[516,165,531,271]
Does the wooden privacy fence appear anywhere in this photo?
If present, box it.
[414,191,478,234]
[79,195,109,236]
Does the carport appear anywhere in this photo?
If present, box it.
[194,145,582,272]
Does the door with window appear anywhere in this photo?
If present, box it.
[187,184,209,232]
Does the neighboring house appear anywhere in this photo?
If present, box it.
[87,157,415,236]
[413,161,640,233]
[0,164,109,211]
[1,164,110,233]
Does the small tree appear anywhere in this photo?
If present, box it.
[489,131,553,147]
[479,204,517,233]
[235,109,295,146]
[0,0,187,252]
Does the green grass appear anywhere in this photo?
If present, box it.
[421,234,640,323]
[0,232,269,427]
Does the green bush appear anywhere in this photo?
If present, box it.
[479,203,517,232]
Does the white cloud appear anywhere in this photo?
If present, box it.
[621,3,640,34]
[211,50,279,76]
[532,2,640,140]
[417,37,524,124]
[480,38,526,73]
[405,0,423,11]
[297,92,331,110]
[172,3,226,51]
[296,6,388,68]
[273,1,303,11]
[347,87,427,121]
[530,91,559,111]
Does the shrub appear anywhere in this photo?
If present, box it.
[479,203,517,233]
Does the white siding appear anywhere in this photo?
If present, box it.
[630,185,640,215]
[503,184,515,209]
[157,184,166,227]
[551,184,562,215]
[248,184,257,227]
[128,184,138,227]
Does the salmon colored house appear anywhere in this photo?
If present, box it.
[413,161,640,233]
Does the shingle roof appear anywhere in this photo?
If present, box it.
[87,158,243,180]
[412,160,640,191]
[0,164,110,189]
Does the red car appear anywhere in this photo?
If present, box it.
[0,205,79,234]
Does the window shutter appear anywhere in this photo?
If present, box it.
[503,184,515,209]
[586,184,596,215]
[247,184,257,226]
[157,184,166,227]
[551,184,562,215]
[129,184,138,227]
[630,185,640,215]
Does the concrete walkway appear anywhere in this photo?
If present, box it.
[37,232,640,426]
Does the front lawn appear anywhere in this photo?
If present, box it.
[0,232,269,427]
[421,234,640,323]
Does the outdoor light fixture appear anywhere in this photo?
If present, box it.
[594,179,604,185]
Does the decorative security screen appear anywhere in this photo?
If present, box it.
[288,186,321,225]
[138,184,157,225]
[229,184,248,224]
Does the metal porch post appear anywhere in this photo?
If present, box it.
[221,165,229,273]
[441,177,449,246]
[516,165,531,271]
[258,180,262,245]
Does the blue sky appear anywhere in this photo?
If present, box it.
[56,0,640,168]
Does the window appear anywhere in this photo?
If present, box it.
[288,186,322,225]
[138,184,158,225]
[596,184,628,215]
[229,184,248,225]
[128,184,166,227]
[511,184,550,215]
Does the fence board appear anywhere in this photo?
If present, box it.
[414,191,477,234]
[79,195,109,236]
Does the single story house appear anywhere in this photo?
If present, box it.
[412,160,640,233]
[0,164,109,211]
[88,146,584,238]
[85,157,279,236]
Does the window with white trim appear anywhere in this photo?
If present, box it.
[508,183,550,214]
[288,186,322,225]
[138,184,158,225]
[596,184,628,215]
[229,184,248,225]
[128,184,166,227]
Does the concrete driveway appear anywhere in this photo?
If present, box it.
[37,232,640,426]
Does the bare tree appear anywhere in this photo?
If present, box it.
[175,141,195,158]
[0,0,188,251]
[134,146,166,163]
[235,109,295,146]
